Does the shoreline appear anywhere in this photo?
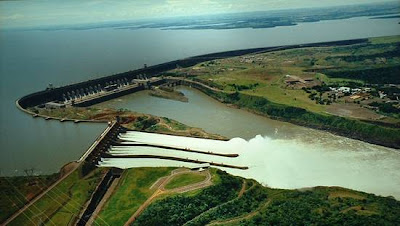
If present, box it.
[171,78,400,149]
[15,37,399,150]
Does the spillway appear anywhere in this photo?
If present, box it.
[118,131,233,153]
[99,131,400,199]
[100,131,247,170]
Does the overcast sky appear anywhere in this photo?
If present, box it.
[0,0,396,28]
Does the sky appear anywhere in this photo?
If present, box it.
[0,0,396,28]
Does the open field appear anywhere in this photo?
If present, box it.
[168,35,400,122]
[94,167,217,225]
[162,36,400,148]
[93,167,174,225]
[164,172,207,190]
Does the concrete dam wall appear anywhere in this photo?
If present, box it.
[16,38,367,111]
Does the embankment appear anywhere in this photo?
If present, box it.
[102,153,248,170]
[16,38,367,113]
[172,78,400,149]
[16,38,397,148]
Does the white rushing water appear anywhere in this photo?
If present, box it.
[100,131,400,199]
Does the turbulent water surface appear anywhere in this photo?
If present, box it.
[1,15,399,176]
[98,88,400,199]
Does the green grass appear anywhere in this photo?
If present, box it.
[0,174,58,223]
[8,167,104,226]
[170,35,400,123]
[132,170,400,225]
[316,73,365,86]
[93,167,174,226]
[164,173,207,190]
[369,35,400,44]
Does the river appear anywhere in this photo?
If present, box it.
[97,87,400,199]
[0,15,399,176]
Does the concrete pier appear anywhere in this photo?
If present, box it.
[102,153,248,170]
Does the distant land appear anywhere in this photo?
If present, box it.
[12,1,400,31]
[371,14,400,19]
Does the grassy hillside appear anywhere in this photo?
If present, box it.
[133,169,400,226]
[165,35,400,148]
[7,166,105,226]
[0,174,58,223]
[94,168,174,225]
[164,173,207,190]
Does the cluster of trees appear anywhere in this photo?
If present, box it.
[369,102,399,114]
[214,92,400,148]
[378,86,400,100]
[228,83,260,91]
[306,92,333,105]
[241,189,400,225]
[186,183,267,225]
[322,66,400,84]
[133,170,242,226]
[132,170,400,225]
[326,44,400,63]
[133,116,160,130]
[189,79,400,147]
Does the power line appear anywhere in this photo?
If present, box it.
[2,177,56,226]
[35,174,111,226]
[2,192,38,226]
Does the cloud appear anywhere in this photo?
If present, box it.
[0,0,394,28]
[0,13,24,20]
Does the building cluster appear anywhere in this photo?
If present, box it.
[44,75,152,109]
[328,86,372,99]
[239,56,265,64]
[284,75,317,88]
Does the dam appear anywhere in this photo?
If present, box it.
[13,38,400,199]
[17,39,366,113]
[99,131,248,170]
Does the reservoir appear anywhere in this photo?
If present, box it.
[1,15,400,176]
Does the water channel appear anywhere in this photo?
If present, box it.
[97,87,400,199]
[1,15,399,176]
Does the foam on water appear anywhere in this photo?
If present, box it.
[101,131,400,199]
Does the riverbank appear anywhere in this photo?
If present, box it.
[162,36,400,149]
[131,168,400,225]
[149,86,188,102]
[33,107,225,140]
[171,78,400,149]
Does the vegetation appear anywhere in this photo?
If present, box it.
[322,65,400,84]
[166,35,400,148]
[164,173,207,190]
[8,166,105,226]
[185,183,268,225]
[191,86,400,148]
[369,102,399,114]
[34,107,225,140]
[241,187,400,226]
[114,2,399,30]
[132,170,400,225]
[0,174,58,223]
[94,168,174,226]
[133,170,242,226]
[149,86,189,102]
